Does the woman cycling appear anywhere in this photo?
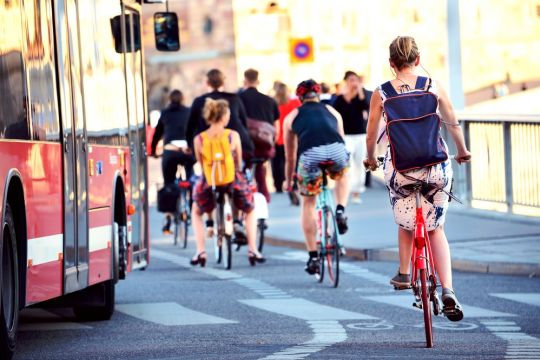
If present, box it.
[363,36,471,322]
[190,98,265,267]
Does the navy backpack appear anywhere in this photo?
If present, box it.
[380,76,448,173]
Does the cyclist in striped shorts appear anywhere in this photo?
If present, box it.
[283,79,350,275]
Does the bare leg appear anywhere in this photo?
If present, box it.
[245,210,260,255]
[301,195,317,251]
[428,227,453,289]
[191,203,206,255]
[398,227,413,274]
[334,175,349,207]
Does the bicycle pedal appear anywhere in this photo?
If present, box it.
[393,285,412,291]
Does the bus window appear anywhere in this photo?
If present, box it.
[154,12,180,51]
[0,0,29,140]
[24,0,61,142]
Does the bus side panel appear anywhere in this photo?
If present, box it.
[88,207,112,286]
[87,145,130,285]
[0,142,63,305]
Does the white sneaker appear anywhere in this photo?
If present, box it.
[351,193,362,204]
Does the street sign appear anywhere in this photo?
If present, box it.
[289,37,314,63]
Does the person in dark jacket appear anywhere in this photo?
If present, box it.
[185,69,254,158]
[151,89,195,234]
[238,68,280,202]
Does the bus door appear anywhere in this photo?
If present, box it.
[123,6,148,268]
[54,0,89,293]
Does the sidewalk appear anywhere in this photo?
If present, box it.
[265,182,540,277]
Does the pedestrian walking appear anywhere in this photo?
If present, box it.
[333,71,371,204]
[238,68,280,202]
[273,82,301,194]
[185,69,254,160]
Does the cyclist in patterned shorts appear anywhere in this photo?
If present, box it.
[283,79,350,275]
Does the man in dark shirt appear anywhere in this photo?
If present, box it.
[238,68,280,202]
[333,71,372,203]
[151,89,195,234]
[185,69,254,158]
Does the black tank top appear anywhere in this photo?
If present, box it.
[292,102,344,156]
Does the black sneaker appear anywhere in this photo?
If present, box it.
[390,271,411,289]
[162,215,172,235]
[442,288,464,322]
[305,257,320,275]
[335,210,348,235]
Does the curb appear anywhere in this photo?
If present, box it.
[265,236,539,278]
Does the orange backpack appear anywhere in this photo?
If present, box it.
[200,129,235,187]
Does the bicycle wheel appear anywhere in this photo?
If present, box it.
[214,235,222,264]
[324,209,339,288]
[223,234,232,270]
[257,219,265,253]
[420,268,434,348]
[172,214,179,246]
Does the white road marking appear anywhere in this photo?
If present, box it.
[260,320,347,360]
[233,278,291,299]
[491,293,540,307]
[240,298,375,321]
[116,302,237,326]
[152,249,354,359]
[19,309,92,331]
[362,294,516,318]
[480,319,540,359]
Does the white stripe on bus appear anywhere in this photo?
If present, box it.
[89,225,112,252]
[28,226,111,267]
[27,234,63,266]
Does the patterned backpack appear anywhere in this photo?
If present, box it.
[380,76,448,172]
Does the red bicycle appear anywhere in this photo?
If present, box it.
[400,180,442,348]
[374,156,443,348]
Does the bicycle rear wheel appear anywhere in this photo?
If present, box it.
[257,219,265,253]
[324,209,339,288]
[223,234,232,270]
[420,268,434,348]
[172,215,179,246]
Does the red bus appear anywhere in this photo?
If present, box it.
[0,0,178,358]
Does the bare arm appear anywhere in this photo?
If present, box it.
[436,80,471,163]
[283,109,299,190]
[274,120,280,144]
[363,89,383,170]
[194,135,202,165]
[326,105,345,139]
[231,131,242,170]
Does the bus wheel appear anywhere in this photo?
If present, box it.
[0,204,19,360]
[73,280,115,321]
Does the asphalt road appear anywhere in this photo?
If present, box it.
[15,233,540,360]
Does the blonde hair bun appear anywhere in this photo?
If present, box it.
[203,98,230,124]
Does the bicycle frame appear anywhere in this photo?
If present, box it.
[410,191,438,288]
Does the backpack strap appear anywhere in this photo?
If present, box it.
[415,76,432,91]
[380,81,399,99]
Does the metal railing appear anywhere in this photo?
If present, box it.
[443,114,540,217]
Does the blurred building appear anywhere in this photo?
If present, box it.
[142,0,540,110]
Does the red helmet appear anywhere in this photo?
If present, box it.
[295,79,321,98]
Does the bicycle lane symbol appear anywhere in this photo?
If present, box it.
[347,320,394,331]
[347,320,478,331]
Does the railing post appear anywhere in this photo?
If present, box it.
[503,122,513,214]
